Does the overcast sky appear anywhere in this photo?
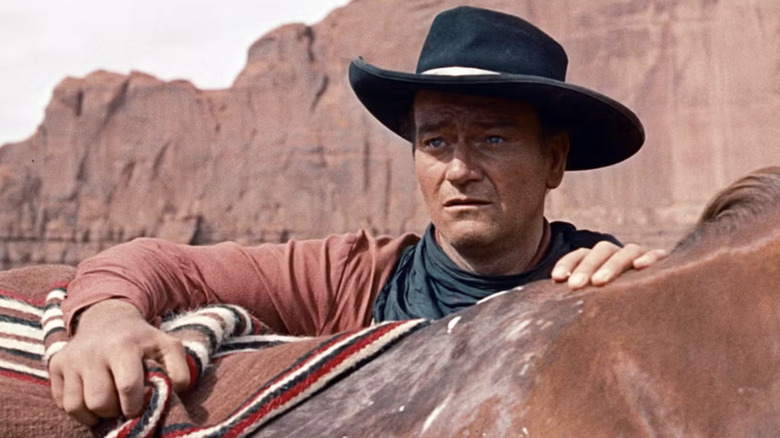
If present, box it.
[0,0,351,145]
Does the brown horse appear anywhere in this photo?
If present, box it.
[2,167,780,437]
[253,166,780,437]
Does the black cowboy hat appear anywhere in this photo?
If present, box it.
[348,6,645,170]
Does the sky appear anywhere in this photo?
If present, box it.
[0,0,351,145]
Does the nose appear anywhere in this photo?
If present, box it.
[444,142,481,185]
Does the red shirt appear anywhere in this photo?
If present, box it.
[62,231,420,336]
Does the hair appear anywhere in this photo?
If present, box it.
[398,108,416,146]
[676,166,780,249]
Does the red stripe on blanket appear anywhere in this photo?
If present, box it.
[185,355,199,391]
[158,321,418,438]
[0,332,42,345]
[0,367,48,386]
[0,288,47,307]
[225,330,362,419]
[227,321,407,437]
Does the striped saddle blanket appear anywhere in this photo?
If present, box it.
[0,265,428,437]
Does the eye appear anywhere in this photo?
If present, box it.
[486,135,505,144]
[424,138,447,149]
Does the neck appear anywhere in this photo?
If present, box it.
[435,219,550,276]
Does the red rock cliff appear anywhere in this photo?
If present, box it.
[1,0,779,268]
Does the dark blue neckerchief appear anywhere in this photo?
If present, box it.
[373,222,620,322]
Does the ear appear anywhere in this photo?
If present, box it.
[545,132,570,189]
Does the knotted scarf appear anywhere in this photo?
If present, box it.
[373,221,620,321]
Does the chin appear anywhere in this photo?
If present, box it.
[440,222,498,249]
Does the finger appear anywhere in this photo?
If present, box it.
[62,370,99,426]
[633,248,669,270]
[49,365,65,410]
[590,244,645,286]
[568,241,625,289]
[551,248,589,282]
[82,366,121,418]
[110,351,147,418]
[158,339,191,393]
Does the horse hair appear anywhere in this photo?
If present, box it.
[676,166,780,249]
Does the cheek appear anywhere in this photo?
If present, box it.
[494,163,549,204]
[414,157,439,198]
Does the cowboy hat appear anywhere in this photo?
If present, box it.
[348,6,644,170]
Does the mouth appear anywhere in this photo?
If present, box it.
[443,198,491,207]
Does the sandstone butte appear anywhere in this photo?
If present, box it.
[1,0,779,269]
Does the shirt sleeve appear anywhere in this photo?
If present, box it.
[61,231,419,336]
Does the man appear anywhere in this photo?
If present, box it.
[49,6,667,425]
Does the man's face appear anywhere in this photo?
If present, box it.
[413,90,569,256]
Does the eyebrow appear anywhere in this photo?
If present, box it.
[415,120,452,137]
[416,118,521,136]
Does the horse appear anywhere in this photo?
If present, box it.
[252,171,780,437]
[2,167,780,437]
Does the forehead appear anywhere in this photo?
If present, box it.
[412,90,540,130]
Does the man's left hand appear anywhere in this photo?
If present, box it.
[551,241,668,290]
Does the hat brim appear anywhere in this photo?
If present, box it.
[349,57,644,171]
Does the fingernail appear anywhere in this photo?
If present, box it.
[552,267,570,279]
[569,273,587,288]
[592,269,611,284]
[634,255,652,269]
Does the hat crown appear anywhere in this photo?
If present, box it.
[416,6,568,81]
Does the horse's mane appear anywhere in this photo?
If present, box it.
[676,166,780,249]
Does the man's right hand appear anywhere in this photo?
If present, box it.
[48,300,191,426]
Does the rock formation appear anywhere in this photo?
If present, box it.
[1,0,779,268]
